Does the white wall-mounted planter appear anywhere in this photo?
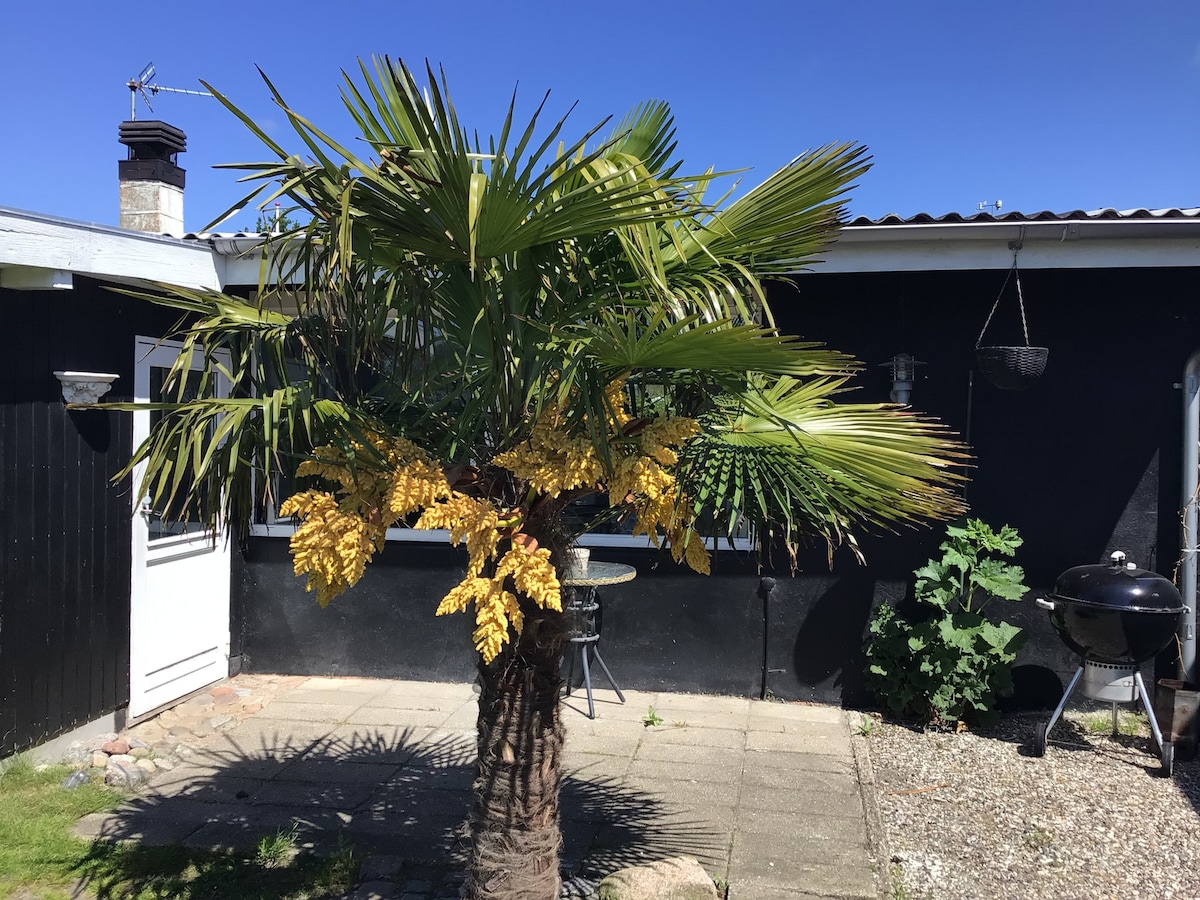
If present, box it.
[53,371,120,404]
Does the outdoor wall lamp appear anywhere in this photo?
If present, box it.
[53,371,119,404]
[879,353,924,405]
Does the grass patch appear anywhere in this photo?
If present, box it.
[0,761,125,898]
[76,836,358,900]
[0,761,359,900]
[1081,709,1145,736]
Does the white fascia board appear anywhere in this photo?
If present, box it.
[0,207,221,289]
[0,266,74,289]
[215,242,273,288]
[808,219,1200,274]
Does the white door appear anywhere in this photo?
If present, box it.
[129,337,232,719]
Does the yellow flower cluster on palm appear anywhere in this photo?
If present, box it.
[494,386,708,573]
[280,435,445,606]
[282,435,562,662]
[282,385,707,663]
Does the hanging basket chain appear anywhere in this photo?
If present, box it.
[976,226,1032,349]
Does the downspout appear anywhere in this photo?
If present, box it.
[1180,350,1200,683]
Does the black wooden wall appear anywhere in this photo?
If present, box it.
[232,264,1200,708]
[771,265,1200,586]
[0,278,178,756]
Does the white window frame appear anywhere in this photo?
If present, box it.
[251,495,753,551]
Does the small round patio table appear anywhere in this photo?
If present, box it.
[561,562,635,719]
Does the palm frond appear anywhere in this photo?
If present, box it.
[679,376,968,562]
[116,57,967,564]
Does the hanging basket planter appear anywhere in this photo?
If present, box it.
[975,345,1049,390]
[976,234,1049,391]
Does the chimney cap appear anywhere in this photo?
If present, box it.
[118,120,187,156]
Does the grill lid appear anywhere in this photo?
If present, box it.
[1051,551,1183,612]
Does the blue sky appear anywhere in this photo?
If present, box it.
[2,1,1197,231]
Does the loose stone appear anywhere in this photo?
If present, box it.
[105,760,149,789]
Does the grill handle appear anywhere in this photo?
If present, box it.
[1034,597,1057,611]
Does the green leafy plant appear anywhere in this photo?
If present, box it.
[864,518,1028,724]
[642,706,664,727]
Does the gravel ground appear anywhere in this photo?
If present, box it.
[864,709,1200,900]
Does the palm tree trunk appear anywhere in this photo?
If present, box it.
[465,598,569,899]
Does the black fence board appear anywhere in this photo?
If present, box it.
[0,280,179,756]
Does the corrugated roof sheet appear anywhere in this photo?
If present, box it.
[847,207,1200,226]
[177,208,1200,240]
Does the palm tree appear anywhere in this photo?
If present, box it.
[120,58,965,900]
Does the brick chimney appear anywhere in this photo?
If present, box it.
[117,120,186,234]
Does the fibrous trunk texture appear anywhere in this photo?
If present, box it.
[465,592,569,899]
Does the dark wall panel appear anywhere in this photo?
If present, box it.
[0,279,177,756]
[236,538,479,681]
[236,537,911,704]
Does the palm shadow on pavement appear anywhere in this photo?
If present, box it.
[73,724,725,896]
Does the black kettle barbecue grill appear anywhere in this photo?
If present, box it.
[1033,551,1185,775]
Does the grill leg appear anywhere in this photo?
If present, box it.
[1112,701,1120,737]
[1134,670,1165,751]
[1045,665,1085,741]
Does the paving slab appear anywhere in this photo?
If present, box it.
[562,729,644,759]
[343,705,463,729]
[740,765,861,794]
[249,700,366,722]
[620,775,742,813]
[271,686,383,705]
[572,688,661,712]
[251,778,380,809]
[625,756,745,784]
[308,725,432,763]
[749,701,847,727]
[641,724,747,749]
[745,749,856,775]
[640,708,751,730]
[740,783,864,818]
[142,773,271,804]
[731,868,878,900]
[634,741,746,767]
[736,806,871,847]
[299,676,391,692]
[746,726,856,757]
[561,749,633,779]
[731,824,873,867]
[274,758,402,784]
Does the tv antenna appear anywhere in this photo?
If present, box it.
[126,62,213,120]
[977,199,1003,214]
